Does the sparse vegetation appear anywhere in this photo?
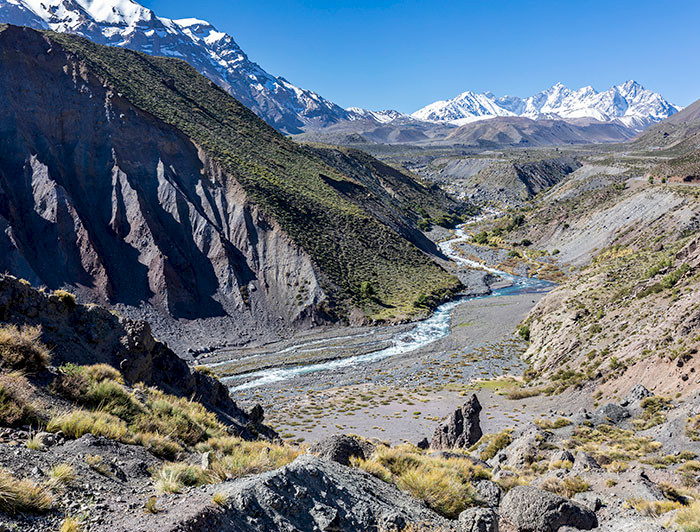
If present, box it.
[0,324,51,373]
[0,372,40,427]
[0,469,53,514]
[59,517,83,532]
[479,430,513,461]
[351,444,488,518]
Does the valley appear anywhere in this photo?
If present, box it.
[0,2,698,531]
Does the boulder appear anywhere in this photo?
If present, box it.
[417,437,430,450]
[309,434,372,466]
[473,480,502,508]
[550,450,575,466]
[489,426,548,470]
[459,507,499,532]
[621,384,653,407]
[431,394,483,450]
[593,403,630,425]
[499,485,597,532]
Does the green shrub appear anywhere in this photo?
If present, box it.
[517,324,530,341]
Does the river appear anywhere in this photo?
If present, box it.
[211,224,551,391]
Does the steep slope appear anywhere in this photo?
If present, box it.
[0,25,461,348]
[413,81,680,131]
[0,0,347,133]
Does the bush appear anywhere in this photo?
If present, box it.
[82,380,143,423]
[60,516,83,532]
[517,324,530,341]
[480,430,513,461]
[675,502,700,531]
[351,444,488,518]
[0,324,51,373]
[53,290,77,309]
[47,463,76,490]
[47,410,128,440]
[0,373,40,427]
[130,432,183,460]
[0,469,53,514]
[84,364,123,383]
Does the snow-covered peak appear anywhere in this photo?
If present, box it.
[412,81,680,131]
[0,0,348,133]
[346,108,410,123]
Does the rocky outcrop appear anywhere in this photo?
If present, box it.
[0,274,274,439]
[459,507,499,532]
[309,434,374,466]
[431,394,483,450]
[106,455,452,532]
[499,486,598,532]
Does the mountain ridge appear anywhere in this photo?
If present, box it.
[412,81,681,131]
[0,0,348,134]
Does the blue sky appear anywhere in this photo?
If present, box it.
[143,0,700,113]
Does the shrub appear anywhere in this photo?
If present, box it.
[84,364,123,383]
[542,476,590,498]
[0,469,53,514]
[60,517,83,532]
[130,432,183,460]
[0,324,51,373]
[534,417,572,430]
[53,289,77,309]
[517,324,530,341]
[153,462,214,494]
[211,439,301,480]
[51,364,91,401]
[505,388,541,400]
[676,501,700,531]
[350,444,487,518]
[686,416,700,441]
[212,492,228,507]
[82,380,143,423]
[0,373,40,427]
[480,430,513,461]
[47,463,76,490]
[47,410,128,440]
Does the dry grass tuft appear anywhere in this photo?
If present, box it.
[0,469,53,514]
[676,501,700,531]
[212,492,228,507]
[0,372,40,427]
[351,444,488,518]
[60,516,83,532]
[47,463,76,490]
[0,324,51,373]
[47,409,128,440]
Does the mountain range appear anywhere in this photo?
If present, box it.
[0,0,683,141]
[412,81,681,131]
[0,0,348,134]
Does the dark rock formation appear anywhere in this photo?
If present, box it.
[308,434,374,466]
[431,394,483,450]
[0,275,275,440]
[103,455,451,531]
[499,486,598,532]
[593,403,630,425]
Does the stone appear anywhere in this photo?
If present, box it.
[473,480,502,508]
[621,384,654,406]
[459,507,499,532]
[416,438,430,450]
[431,394,483,450]
[499,485,598,532]
[593,403,630,425]
[309,434,371,466]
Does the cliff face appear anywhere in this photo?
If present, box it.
[0,25,460,348]
[0,25,327,328]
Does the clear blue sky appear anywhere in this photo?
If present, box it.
[143,0,700,113]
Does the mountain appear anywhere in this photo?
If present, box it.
[0,0,347,134]
[413,81,681,131]
[0,24,463,352]
[445,116,637,147]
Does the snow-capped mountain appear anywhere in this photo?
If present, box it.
[0,0,347,133]
[345,108,413,124]
[413,81,681,131]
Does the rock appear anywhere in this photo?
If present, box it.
[201,451,213,470]
[593,403,630,425]
[248,404,265,424]
[309,434,372,466]
[572,492,602,512]
[499,486,598,532]
[431,394,483,450]
[621,384,654,407]
[550,450,575,466]
[34,432,57,448]
[417,438,430,450]
[572,452,600,474]
[459,507,499,532]
[587,518,669,531]
[473,480,502,508]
